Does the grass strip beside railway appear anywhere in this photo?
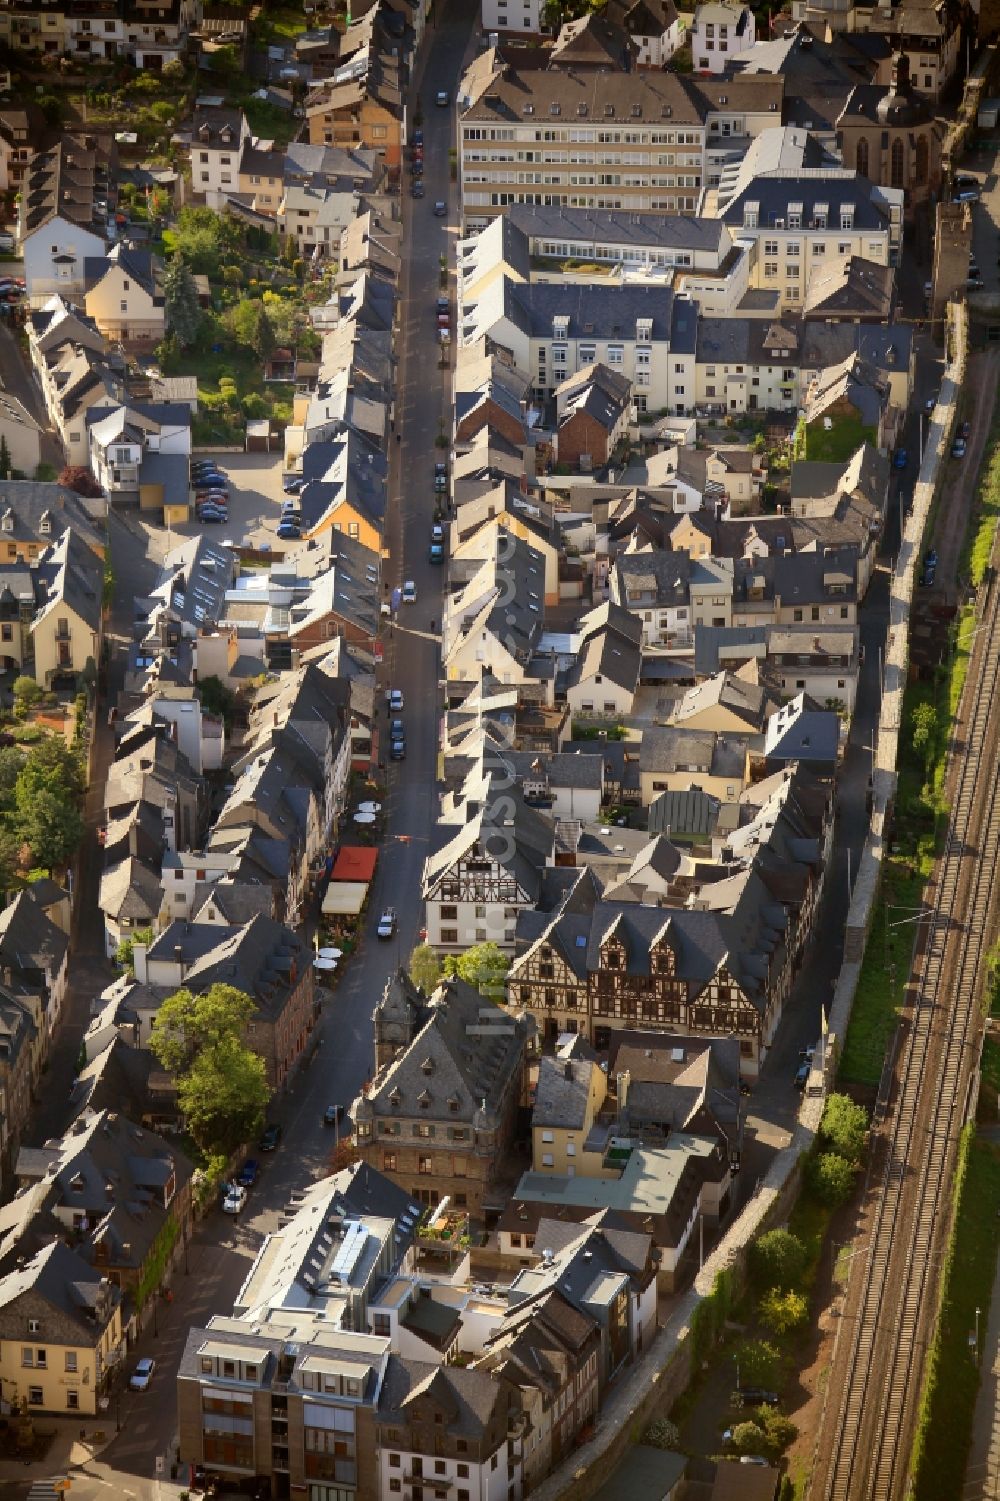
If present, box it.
[909,1128,1000,1500]
[840,395,1000,1086]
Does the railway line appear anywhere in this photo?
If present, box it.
[811,569,1000,1501]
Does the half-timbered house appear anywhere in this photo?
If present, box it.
[507,765,832,1070]
[423,766,556,953]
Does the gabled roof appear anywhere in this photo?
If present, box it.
[364,977,526,1127]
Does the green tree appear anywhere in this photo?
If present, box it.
[15,737,84,807]
[808,1151,857,1207]
[0,435,10,479]
[178,1032,270,1155]
[163,258,203,349]
[911,701,936,773]
[409,943,441,994]
[735,1339,781,1388]
[150,983,257,1077]
[819,1093,868,1164]
[34,462,57,482]
[759,1288,809,1337]
[18,788,83,870]
[730,1421,767,1456]
[207,43,240,80]
[197,674,236,726]
[752,1407,798,1458]
[172,207,226,276]
[443,941,509,1000]
[749,1229,807,1292]
[12,676,42,714]
[115,925,153,975]
[0,746,25,815]
[228,298,276,360]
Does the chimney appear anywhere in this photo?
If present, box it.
[616,1069,630,1111]
[132,941,149,985]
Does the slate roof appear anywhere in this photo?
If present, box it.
[377,1358,515,1438]
[364,977,526,1128]
[0,1240,123,1343]
[721,172,894,232]
[507,202,729,256]
[33,527,103,634]
[556,362,632,434]
[0,891,68,978]
[763,694,840,764]
[669,671,776,732]
[533,1055,598,1131]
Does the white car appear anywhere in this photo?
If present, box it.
[377,908,397,940]
[130,1357,156,1391]
[222,1184,248,1215]
[402,580,417,604]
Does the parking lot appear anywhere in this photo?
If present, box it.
[170,449,288,553]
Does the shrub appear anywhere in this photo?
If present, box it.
[808,1151,857,1207]
[749,1229,807,1291]
[644,1418,680,1450]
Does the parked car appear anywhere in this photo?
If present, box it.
[283,476,304,494]
[893,448,908,470]
[377,907,397,940]
[280,510,301,526]
[410,158,424,176]
[277,522,301,540]
[434,472,447,491]
[388,688,404,712]
[740,1457,770,1467]
[438,328,451,345]
[436,89,449,106]
[237,1159,260,1188]
[794,1062,810,1090]
[412,180,425,198]
[259,1123,282,1151]
[434,460,448,477]
[130,1358,156,1392]
[431,523,444,542]
[952,437,967,458]
[324,1104,347,1126]
[437,311,450,329]
[731,1389,780,1410]
[924,549,938,569]
[222,1184,248,1215]
[390,737,406,760]
[434,200,447,217]
[0,232,14,252]
[199,507,227,524]
[429,543,444,563]
[959,420,972,440]
[412,127,424,146]
[402,579,417,603]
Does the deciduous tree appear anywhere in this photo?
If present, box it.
[819,1093,868,1164]
[748,1229,807,1292]
[409,943,441,994]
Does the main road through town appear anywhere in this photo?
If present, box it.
[20,6,478,1497]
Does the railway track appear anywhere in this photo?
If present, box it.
[813,571,1000,1501]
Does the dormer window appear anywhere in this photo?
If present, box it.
[39,512,51,535]
[0,511,12,534]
